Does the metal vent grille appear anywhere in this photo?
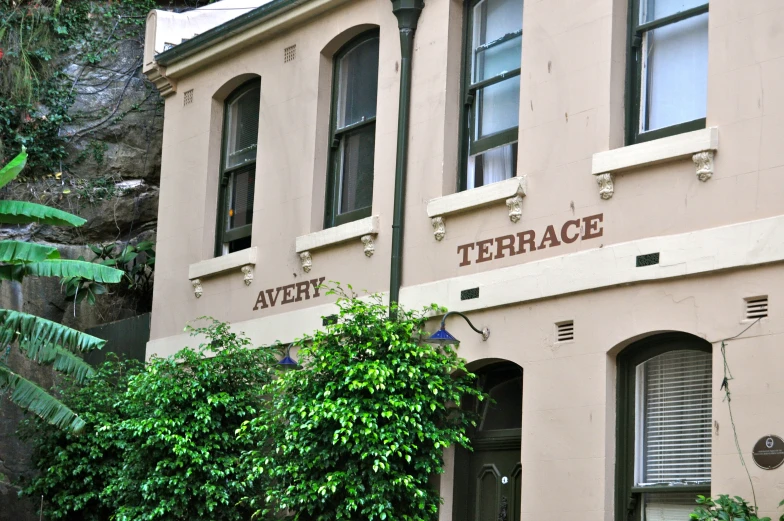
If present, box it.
[322,314,337,326]
[745,296,768,320]
[461,288,479,301]
[556,321,574,342]
[284,44,296,63]
[636,252,660,267]
[183,89,194,106]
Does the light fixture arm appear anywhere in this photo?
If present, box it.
[439,311,490,341]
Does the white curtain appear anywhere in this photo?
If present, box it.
[466,144,515,189]
[642,11,708,131]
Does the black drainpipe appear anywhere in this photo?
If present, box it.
[389,0,424,315]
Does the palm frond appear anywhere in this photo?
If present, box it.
[18,340,95,385]
[20,259,123,283]
[0,309,106,355]
[0,200,87,227]
[0,148,27,189]
[0,240,59,263]
[0,363,86,432]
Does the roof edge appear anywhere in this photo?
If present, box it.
[156,0,309,67]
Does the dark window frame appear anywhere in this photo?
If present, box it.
[615,333,712,521]
[458,0,522,192]
[625,1,709,145]
[214,78,260,257]
[324,30,380,229]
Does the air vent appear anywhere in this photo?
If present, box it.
[461,287,479,301]
[636,252,660,267]
[183,89,194,106]
[556,321,574,342]
[322,314,337,326]
[745,296,768,320]
[284,44,296,63]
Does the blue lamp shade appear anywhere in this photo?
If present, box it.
[425,328,460,346]
[277,354,299,370]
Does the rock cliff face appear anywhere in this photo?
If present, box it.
[0,5,164,518]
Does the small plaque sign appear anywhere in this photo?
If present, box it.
[752,435,784,470]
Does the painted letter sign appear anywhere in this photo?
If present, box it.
[456,214,604,267]
[253,277,325,310]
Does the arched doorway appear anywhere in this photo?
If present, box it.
[454,361,523,521]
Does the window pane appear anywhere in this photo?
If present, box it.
[228,164,255,230]
[635,350,712,486]
[641,13,708,132]
[339,124,375,215]
[467,142,517,189]
[640,0,708,24]
[337,37,379,129]
[225,86,260,169]
[642,492,699,521]
[472,0,523,83]
[228,236,251,254]
[475,76,521,140]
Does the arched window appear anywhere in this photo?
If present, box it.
[616,334,712,521]
[324,31,379,229]
[216,79,260,255]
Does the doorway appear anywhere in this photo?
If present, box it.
[454,362,523,521]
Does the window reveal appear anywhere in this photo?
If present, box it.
[462,0,523,190]
[325,32,379,229]
[628,0,709,144]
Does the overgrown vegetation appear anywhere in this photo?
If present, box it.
[0,147,124,431]
[0,1,162,174]
[22,318,278,521]
[239,287,484,521]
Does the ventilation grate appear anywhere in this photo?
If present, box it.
[284,44,296,63]
[183,89,194,106]
[322,314,337,326]
[556,321,574,342]
[745,296,768,320]
[636,252,660,267]
[461,288,479,301]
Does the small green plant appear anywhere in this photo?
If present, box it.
[690,495,784,521]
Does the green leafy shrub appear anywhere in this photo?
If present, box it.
[239,287,484,521]
[21,318,278,521]
[690,495,784,521]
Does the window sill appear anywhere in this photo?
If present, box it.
[425,176,527,241]
[187,247,257,298]
[294,216,379,273]
[591,127,718,199]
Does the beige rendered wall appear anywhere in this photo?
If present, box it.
[147,0,784,519]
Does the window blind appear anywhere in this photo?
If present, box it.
[637,349,712,485]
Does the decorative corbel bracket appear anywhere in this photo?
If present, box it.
[361,235,375,257]
[693,151,714,182]
[300,251,312,273]
[431,216,446,241]
[597,173,615,200]
[506,195,523,223]
[241,265,254,285]
[192,279,203,298]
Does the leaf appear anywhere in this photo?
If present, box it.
[21,259,123,283]
[0,363,85,432]
[0,309,106,355]
[0,200,87,227]
[0,148,27,189]
[0,241,59,264]
[18,340,95,384]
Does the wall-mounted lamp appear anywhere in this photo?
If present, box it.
[425,311,490,346]
[277,343,300,370]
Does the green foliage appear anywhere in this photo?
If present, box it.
[239,286,484,521]
[0,147,123,431]
[690,495,784,521]
[19,356,142,521]
[21,319,278,521]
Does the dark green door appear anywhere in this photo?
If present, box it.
[467,437,521,521]
[454,362,523,521]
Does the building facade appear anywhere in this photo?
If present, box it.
[143,0,784,519]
